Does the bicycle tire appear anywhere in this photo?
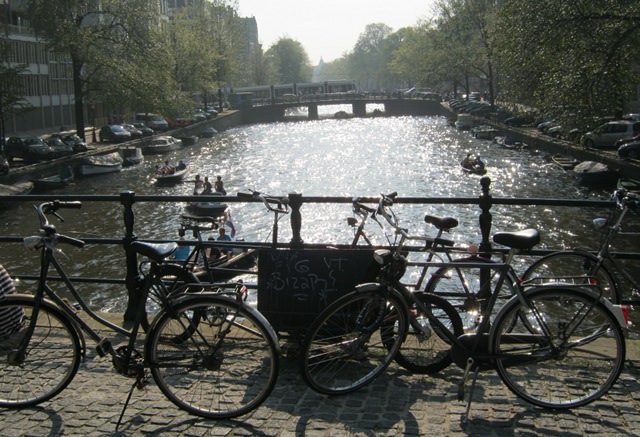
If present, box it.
[491,287,625,409]
[423,257,518,332]
[521,251,620,303]
[0,295,81,407]
[390,291,463,374]
[143,264,201,338]
[299,287,408,395]
[147,295,279,419]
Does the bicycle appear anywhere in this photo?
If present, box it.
[0,200,280,427]
[237,189,290,247]
[522,188,639,302]
[299,195,626,420]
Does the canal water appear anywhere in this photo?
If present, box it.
[0,105,631,312]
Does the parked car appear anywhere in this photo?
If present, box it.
[4,137,54,163]
[121,123,143,139]
[134,113,169,132]
[45,137,75,158]
[205,108,218,118]
[582,120,640,149]
[504,116,531,127]
[130,122,154,137]
[615,134,640,148]
[48,133,88,154]
[622,113,640,121]
[617,141,640,159]
[99,125,132,143]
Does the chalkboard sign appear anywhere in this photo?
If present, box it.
[257,248,379,333]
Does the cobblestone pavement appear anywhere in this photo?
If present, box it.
[2,338,640,437]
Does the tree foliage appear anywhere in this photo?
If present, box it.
[265,37,312,83]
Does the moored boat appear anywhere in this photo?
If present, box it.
[188,192,229,217]
[200,127,217,138]
[119,146,144,167]
[141,136,182,155]
[617,177,640,193]
[78,152,123,176]
[32,166,75,192]
[455,113,473,131]
[551,154,580,171]
[572,161,619,186]
[0,181,33,196]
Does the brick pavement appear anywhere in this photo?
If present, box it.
[2,338,640,437]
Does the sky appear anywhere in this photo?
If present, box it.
[237,0,436,64]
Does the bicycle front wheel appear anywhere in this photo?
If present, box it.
[521,252,620,303]
[391,291,463,374]
[147,296,279,419]
[491,288,625,409]
[0,295,81,407]
[299,288,408,395]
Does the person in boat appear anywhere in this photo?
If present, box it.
[216,227,233,260]
[176,160,187,171]
[173,236,191,260]
[214,175,226,195]
[461,153,473,169]
[474,156,485,171]
[203,176,213,194]
[194,174,204,194]
[162,160,174,174]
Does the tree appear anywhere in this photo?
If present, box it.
[493,0,640,126]
[348,23,393,90]
[0,38,30,151]
[265,37,312,83]
[24,0,163,139]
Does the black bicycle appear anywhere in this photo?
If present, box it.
[0,201,280,426]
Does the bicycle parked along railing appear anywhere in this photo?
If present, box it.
[0,200,280,429]
[347,194,530,334]
[299,193,627,422]
[521,188,638,303]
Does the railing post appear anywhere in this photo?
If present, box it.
[288,192,304,248]
[120,190,139,322]
[478,176,493,255]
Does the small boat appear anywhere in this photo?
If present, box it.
[188,192,229,217]
[495,135,525,149]
[460,160,487,175]
[32,166,75,192]
[119,146,144,167]
[472,126,499,140]
[552,154,579,171]
[0,181,33,196]
[178,136,198,146]
[78,152,123,176]
[141,136,182,155]
[155,166,189,184]
[200,127,217,138]
[617,177,640,193]
[572,161,618,186]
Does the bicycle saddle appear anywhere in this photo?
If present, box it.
[424,215,459,230]
[492,229,540,250]
[131,241,178,263]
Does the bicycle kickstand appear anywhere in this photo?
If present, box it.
[458,357,479,425]
[115,373,149,431]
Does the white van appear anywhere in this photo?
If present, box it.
[134,113,169,132]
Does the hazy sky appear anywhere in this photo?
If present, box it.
[237,0,435,64]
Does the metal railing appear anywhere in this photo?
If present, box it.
[1,177,638,318]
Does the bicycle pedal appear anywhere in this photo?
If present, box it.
[96,339,112,357]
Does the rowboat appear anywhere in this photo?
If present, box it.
[141,136,182,155]
[32,166,75,192]
[552,154,579,170]
[155,166,189,184]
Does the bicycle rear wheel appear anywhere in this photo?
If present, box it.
[521,252,620,303]
[390,291,463,374]
[299,288,408,395]
[147,295,279,419]
[0,295,81,407]
[491,288,625,409]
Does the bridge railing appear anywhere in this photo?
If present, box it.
[1,177,638,320]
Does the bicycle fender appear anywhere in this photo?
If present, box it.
[517,286,628,329]
[168,293,282,353]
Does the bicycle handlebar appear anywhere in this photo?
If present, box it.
[238,190,290,214]
[31,201,85,249]
[614,188,640,209]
